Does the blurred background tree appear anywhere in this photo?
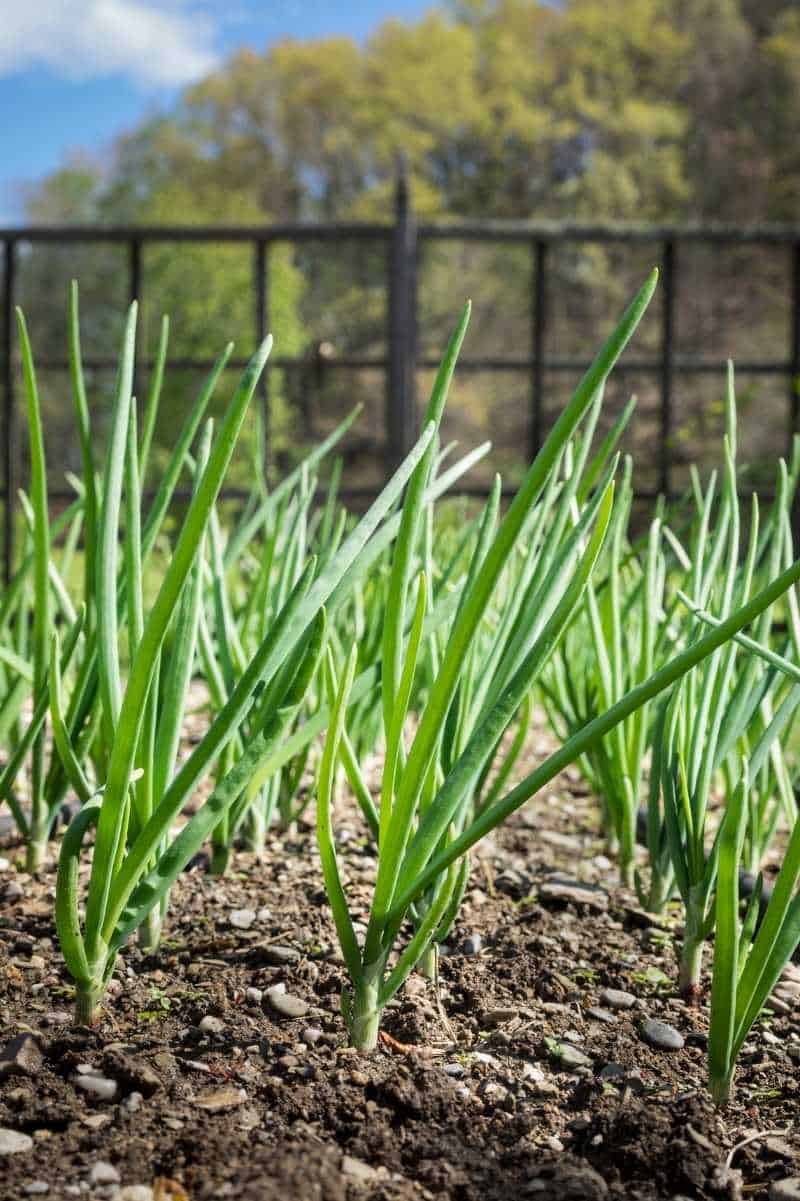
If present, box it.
[15,0,800,491]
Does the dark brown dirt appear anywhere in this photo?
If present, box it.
[1,720,799,1201]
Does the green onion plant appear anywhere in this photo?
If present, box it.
[313,273,800,1050]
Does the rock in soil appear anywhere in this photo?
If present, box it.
[229,908,257,930]
[73,1074,118,1101]
[0,1034,42,1079]
[194,1086,248,1112]
[599,987,636,1010]
[267,991,309,1019]
[0,1129,33,1155]
[88,1162,120,1186]
[770,1182,800,1201]
[198,1015,225,1036]
[539,878,608,911]
[640,1018,685,1051]
[549,1040,593,1069]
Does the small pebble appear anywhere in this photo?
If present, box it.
[23,1183,49,1195]
[82,1115,111,1131]
[74,1075,118,1101]
[342,1156,377,1182]
[261,944,300,965]
[483,1007,519,1026]
[462,934,482,955]
[229,908,256,930]
[88,1163,120,1186]
[195,1087,247,1112]
[267,992,309,1019]
[122,1092,143,1113]
[0,1128,33,1154]
[599,1062,626,1081]
[539,878,608,911]
[600,988,636,1010]
[550,1042,592,1069]
[766,1138,795,1159]
[3,881,23,902]
[586,1007,617,1024]
[198,1016,225,1036]
[0,1033,43,1079]
[770,1181,800,1201]
[118,1188,154,1201]
[301,1027,323,1046]
[42,1012,70,1027]
[480,1080,509,1103]
[640,1018,684,1051]
[246,988,263,1004]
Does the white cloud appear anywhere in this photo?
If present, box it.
[0,0,220,88]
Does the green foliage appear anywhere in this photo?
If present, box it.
[27,1,800,226]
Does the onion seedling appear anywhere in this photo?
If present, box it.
[0,309,91,869]
[50,297,456,1020]
[709,760,800,1105]
[645,375,800,993]
[541,456,669,886]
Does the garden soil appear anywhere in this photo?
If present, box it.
[1,713,798,1200]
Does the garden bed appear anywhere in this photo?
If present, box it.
[1,713,798,1201]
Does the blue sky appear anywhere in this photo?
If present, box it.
[0,1,434,223]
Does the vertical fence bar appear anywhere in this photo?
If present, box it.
[789,241,800,452]
[659,239,676,497]
[254,238,270,483]
[789,242,800,545]
[129,236,142,302]
[529,239,548,463]
[129,236,142,406]
[3,238,16,584]
[387,163,417,472]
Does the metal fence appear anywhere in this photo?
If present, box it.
[3,170,800,582]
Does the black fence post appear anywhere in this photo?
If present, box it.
[789,241,800,453]
[789,242,800,546]
[254,237,269,482]
[3,238,16,585]
[659,239,675,497]
[129,236,142,407]
[529,239,548,462]
[129,236,142,302]
[387,161,417,472]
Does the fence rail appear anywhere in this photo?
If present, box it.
[3,170,800,582]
